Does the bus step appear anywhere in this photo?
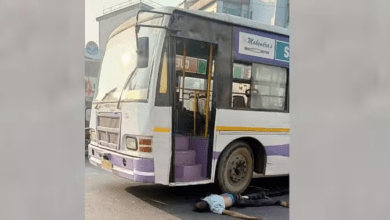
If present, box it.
[175,164,202,180]
[175,135,189,151]
[189,136,208,177]
[175,150,196,166]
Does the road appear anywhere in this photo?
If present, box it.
[85,156,289,220]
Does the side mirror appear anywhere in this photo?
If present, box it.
[137,37,149,68]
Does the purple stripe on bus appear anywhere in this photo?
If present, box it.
[89,145,154,174]
[90,158,155,183]
[109,154,123,167]
[134,174,155,183]
[124,157,134,170]
[95,151,153,172]
[104,153,112,160]
[134,158,154,172]
[265,144,289,157]
[213,151,221,160]
[212,144,289,160]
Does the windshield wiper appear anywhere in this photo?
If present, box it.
[128,71,140,90]
[116,67,137,109]
[101,87,118,101]
[95,87,117,109]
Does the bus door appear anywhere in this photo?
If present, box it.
[170,38,216,183]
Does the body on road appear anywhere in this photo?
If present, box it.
[194,192,289,219]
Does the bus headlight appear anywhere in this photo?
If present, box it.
[126,137,137,150]
[89,130,96,142]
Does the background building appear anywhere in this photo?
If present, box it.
[274,0,289,28]
[85,41,103,127]
[96,0,161,50]
[178,0,289,28]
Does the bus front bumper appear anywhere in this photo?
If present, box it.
[88,144,155,183]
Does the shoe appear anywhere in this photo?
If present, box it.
[280,201,289,208]
[237,194,249,200]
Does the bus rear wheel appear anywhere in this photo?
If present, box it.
[216,141,254,194]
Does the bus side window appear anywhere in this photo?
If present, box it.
[251,63,288,111]
[231,63,251,108]
[231,62,288,111]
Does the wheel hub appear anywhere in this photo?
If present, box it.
[229,155,248,183]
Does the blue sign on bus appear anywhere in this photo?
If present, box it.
[275,40,290,62]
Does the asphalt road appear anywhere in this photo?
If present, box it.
[85,156,289,220]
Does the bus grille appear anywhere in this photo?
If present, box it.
[98,116,120,128]
[96,112,121,150]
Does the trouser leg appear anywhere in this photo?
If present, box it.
[235,197,282,207]
[245,192,267,200]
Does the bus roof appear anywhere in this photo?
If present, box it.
[110,6,290,40]
[160,7,290,36]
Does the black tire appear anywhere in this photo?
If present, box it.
[216,141,254,193]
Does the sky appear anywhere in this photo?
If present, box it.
[85,0,183,47]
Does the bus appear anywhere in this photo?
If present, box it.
[88,7,290,193]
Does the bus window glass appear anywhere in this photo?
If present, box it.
[232,82,250,93]
[198,59,207,75]
[123,17,164,100]
[233,63,251,80]
[251,63,287,110]
[95,15,163,102]
[231,63,251,108]
[184,77,207,90]
[256,84,270,95]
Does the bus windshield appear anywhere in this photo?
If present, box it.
[95,15,164,102]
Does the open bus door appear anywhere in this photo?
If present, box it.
[170,37,216,184]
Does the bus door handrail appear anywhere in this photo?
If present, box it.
[135,10,180,52]
[193,91,198,136]
[204,44,214,137]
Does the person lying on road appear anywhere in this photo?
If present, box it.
[194,191,289,220]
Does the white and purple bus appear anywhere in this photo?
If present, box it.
[88,7,290,193]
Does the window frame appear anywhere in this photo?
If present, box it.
[154,37,170,106]
[229,61,290,113]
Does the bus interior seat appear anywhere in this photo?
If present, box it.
[184,93,210,136]
[233,95,246,108]
[197,95,208,116]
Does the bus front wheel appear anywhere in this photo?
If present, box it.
[216,141,254,194]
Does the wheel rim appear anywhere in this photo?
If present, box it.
[227,154,248,184]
